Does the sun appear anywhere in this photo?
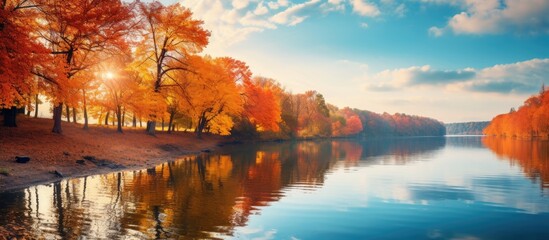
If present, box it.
[104,71,114,80]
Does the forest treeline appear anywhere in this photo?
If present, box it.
[445,122,489,135]
[0,0,445,139]
[354,110,445,137]
[484,87,549,138]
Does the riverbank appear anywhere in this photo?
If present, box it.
[0,117,225,192]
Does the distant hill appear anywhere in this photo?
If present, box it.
[445,121,490,135]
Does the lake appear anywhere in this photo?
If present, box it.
[1,137,549,239]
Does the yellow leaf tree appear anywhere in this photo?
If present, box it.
[133,1,209,135]
[174,55,243,137]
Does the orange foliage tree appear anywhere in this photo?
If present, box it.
[1,0,49,127]
[34,0,135,133]
[95,55,148,133]
[484,87,549,138]
[133,1,209,135]
[241,76,282,132]
[173,55,243,137]
[332,107,363,137]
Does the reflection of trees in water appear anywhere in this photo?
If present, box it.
[445,136,484,148]
[483,137,549,189]
[356,137,446,165]
[0,190,32,237]
[222,141,337,187]
[0,179,96,239]
[222,141,337,227]
[0,138,448,239]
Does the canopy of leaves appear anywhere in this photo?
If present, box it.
[484,88,549,138]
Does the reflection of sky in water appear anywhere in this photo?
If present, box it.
[2,137,549,239]
[230,140,549,240]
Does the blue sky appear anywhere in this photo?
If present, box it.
[157,0,549,122]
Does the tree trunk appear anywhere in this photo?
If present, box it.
[195,116,207,138]
[34,94,39,118]
[52,103,63,133]
[167,111,175,134]
[139,117,143,128]
[161,117,165,131]
[2,107,17,127]
[146,121,156,135]
[72,107,77,123]
[105,111,110,126]
[26,97,31,116]
[132,115,136,127]
[65,105,70,123]
[82,90,88,129]
[122,108,126,127]
[116,105,123,133]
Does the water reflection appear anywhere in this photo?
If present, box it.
[0,137,548,239]
[0,139,443,239]
[446,136,484,148]
[483,137,549,189]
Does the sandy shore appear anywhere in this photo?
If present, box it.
[0,117,225,192]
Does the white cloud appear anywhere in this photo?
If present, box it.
[289,16,308,26]
[360,22,369,28]
[268,1,280,10]
[232,0,250,10]
[468,58,549,93]
[278,0,289,7]
[365,58,549,94]
[182,0,268,52]
[428,0,549,35]
[270,0,322,25]
[350,0,381,17]
[254,1,269,15]
[428,26,444,37]
[267,0,290,10]
[241,11,277,29]
[321,0,346,12]
[181,0,328,51]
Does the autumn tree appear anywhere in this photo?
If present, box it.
[33,0,135,133]
[331,107,363,137]
[133,1,209,135]
[279,91,300,137]
[1,0,49,127]
[241,77,282,132]
[485,87,549,138]
[173,55,243,137]
[73,68,100,130]
[295,91,331,137]
[533,92,549,138]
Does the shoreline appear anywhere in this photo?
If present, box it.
[0,117,224,193]
[1,150,215,193]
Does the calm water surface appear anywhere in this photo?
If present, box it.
[1,137,549,239]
